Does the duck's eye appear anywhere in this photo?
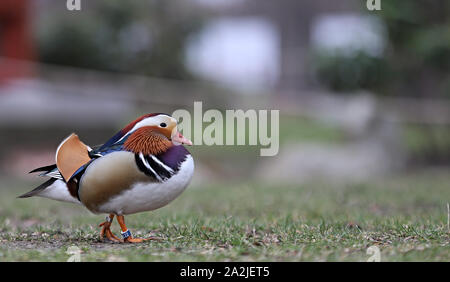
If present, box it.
[160,123,167,128]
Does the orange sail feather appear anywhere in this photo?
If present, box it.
[56,133,91,181]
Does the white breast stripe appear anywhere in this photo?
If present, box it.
[139,153,163,182]
[150,155,174,173]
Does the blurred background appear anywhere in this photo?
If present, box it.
[1,0,449,186]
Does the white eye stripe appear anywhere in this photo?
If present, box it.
[117,115,174,143]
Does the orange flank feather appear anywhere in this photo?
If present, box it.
[56,133,92,181]
[124,126,172,156]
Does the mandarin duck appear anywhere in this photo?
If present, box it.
[19,113,194,243]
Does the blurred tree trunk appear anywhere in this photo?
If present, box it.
[0,0,35,84]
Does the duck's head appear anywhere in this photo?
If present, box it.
[122,113,192,155]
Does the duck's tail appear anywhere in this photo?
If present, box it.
[18,178,57,198]
[18,164,80,204]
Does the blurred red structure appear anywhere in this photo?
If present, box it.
[0,0,35,83]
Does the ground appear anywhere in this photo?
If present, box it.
[0,170,449,262]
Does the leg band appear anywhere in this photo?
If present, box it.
[121,229,132,239]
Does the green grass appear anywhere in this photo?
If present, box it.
[0,171,449,262]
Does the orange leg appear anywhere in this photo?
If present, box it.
[116,215,153,243]
[99,214,121,242]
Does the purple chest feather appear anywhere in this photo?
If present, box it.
[156,145,190,172]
